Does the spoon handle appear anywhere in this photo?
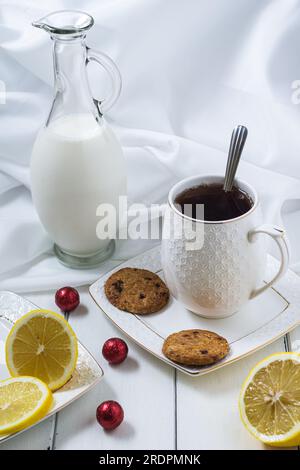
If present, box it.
[223,125,248,192]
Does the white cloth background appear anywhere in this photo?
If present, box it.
[1,0,300,293]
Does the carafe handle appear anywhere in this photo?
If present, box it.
[86,47,122,115]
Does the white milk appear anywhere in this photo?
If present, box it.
[31,113,126,256]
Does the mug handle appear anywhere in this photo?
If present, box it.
[248,224,290,299]
[86,47,122,115]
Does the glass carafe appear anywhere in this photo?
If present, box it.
[31,11,126,268]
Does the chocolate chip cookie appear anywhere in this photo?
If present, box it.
[104,268,169,314]
[162,329,229,366]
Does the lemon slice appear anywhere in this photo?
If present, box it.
[6,309,78,391]
[239,352,300,447]
[0,376,52,435]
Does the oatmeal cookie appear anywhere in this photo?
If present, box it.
[104,268,169,314]
[162,329,229,366]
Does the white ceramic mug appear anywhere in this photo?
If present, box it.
[161,175,290,318]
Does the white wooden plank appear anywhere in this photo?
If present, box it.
[289,325,300,355]
[0,416,55,450]
[3,282,299,450]
[176,338,297,450]
[30,288,175,450]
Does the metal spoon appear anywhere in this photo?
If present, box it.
[223,125,248,192]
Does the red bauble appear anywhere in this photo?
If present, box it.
[55,286,80,313]
[102,338,128,365]
[96,400,124,430]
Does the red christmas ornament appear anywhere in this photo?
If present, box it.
[55,286,80,313]
[96,400,124,430]
[102,338,128,365]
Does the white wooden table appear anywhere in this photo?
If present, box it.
[1,261,300,450]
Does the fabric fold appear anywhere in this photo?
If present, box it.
[0,0,300,292]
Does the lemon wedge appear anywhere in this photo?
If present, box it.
[0,376,52,435]
[239,352,300,447]
[6,309,78,391]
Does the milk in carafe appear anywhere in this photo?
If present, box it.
[31,113,126,258]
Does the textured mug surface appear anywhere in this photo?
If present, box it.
[161,175,288,318]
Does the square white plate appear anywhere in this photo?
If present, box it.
[90,245,300,376]
[0,291,103,443]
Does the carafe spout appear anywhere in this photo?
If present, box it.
[32,20,45,30]
[32,11,94,36]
